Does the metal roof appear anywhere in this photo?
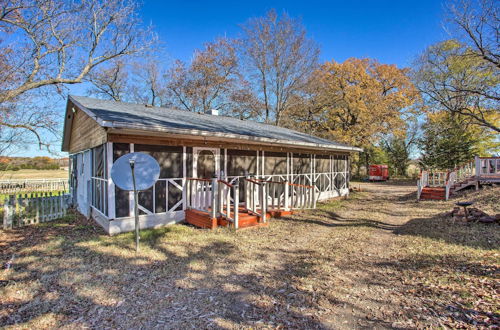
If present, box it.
[66,95,362,152]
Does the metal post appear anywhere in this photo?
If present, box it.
[129,159,140,252]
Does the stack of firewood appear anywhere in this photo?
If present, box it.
[450,207,500,223]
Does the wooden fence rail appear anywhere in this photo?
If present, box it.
[0,179,68,194]
[2,192,71,229]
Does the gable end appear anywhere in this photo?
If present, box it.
[61,100,107,153]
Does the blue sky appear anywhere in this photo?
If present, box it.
[17,0,448,157]
[141,0,447,67]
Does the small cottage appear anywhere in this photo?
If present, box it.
[62,95,362,234]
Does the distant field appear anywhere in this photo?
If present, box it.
[0,169,69,180]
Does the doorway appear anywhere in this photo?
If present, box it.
[193,147,220,179]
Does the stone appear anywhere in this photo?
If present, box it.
[479,216,496,224]
[466,216,477,222]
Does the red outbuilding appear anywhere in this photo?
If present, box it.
[369,165,389,181]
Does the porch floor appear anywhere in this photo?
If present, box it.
[185,207,293,230]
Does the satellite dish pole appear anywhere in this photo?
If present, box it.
[129,158,140,252]
[111,152,160,253]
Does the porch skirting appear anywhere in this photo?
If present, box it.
[91,207,184,235]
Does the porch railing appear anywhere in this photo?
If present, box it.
[445,171,456,201]
[289,182,316,209]
[477,156,500,177]
[218,179,239,228]
[256,179,316,210]
[255,172,348,202]
[456,160,475,182]
[417,170,428,200]
[264,180,289,211]
[186,178,212,213]
[244,178,267,221]
[427,171,448,187]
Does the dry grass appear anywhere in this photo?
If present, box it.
[0,182,498,329]
[0,169,69,180]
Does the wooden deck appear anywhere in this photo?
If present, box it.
[185,207,293,230]
[418,156,500,201]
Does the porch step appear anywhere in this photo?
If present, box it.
[420,187,446,200]
[185,208,292,230]
[452,179,477,192]
[185,210,217,229]
[419,178,479,201]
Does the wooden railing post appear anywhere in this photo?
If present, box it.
[312,181,317,209]
[284,180,289,211]
[233,179,239,229]
[261,181,267,223]
[250,178,255,212]
[244,175,249,210]
[218,181,223,217]
[186,179,191,209]
[211,177,218,219]
[475,155,480,177]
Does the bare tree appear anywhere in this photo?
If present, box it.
[226,78,263,120]
[410,0,500,133]
[446,0,499,69]
[0,94,60,153]
[86,60,129,101]
[0,0,155,150]
[87,55,170,107]
[240,9,319,125]
[414,40,499,132]
[165,37,243,114]
[131,59,169,107]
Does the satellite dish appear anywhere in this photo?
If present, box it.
[111,152,160,191]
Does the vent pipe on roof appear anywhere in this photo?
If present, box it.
[209,109,219,116]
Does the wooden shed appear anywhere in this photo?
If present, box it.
[62,95,362,234]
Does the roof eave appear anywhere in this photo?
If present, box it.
[106,121,363,153]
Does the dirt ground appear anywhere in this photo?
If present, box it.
[1,182,498,329]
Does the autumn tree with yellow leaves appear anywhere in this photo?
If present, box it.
[287,58,419,173]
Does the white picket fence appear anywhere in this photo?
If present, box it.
[2,192,71,229]
[0,179,68,194]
